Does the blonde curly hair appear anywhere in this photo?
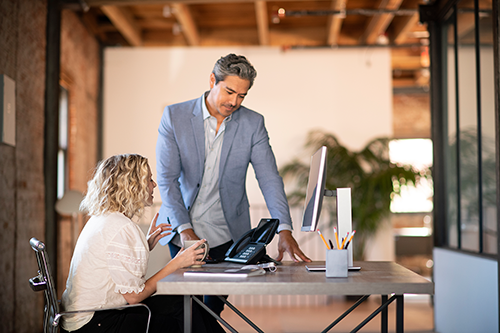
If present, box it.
[80,154,150,219]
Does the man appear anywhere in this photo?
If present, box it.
[156,53,310,313]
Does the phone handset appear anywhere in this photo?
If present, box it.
[225,229,254,258]
[225,218,279,264]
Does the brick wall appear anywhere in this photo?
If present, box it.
[61,9,100,190]
[0,2,100,332]
[393,93,431,139]
[57,9,100,295]
[0,0,47,332]
[0,1,20,332]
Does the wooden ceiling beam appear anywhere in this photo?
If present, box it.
[326,0,347,45]
[392,54,423,70]
[138,18,177,30]
[86,0,310,5]
[171,3,200,46]
[270,27,326,46]
[359,0,403,45]
[391,12,420,45]
[81,11,109,41]
[255,1,269,45]
[101,5,142,46]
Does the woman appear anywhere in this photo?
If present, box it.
[61,154,224,333]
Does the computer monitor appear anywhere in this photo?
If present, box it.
[300,146,355,267]
[301,146,327,232]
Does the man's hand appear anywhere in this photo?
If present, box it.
[275,230,311,262]
[179,229,215,261]
[179,228,200,245]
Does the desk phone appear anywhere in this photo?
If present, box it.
[225,218,279,264]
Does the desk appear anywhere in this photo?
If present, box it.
[157,261,434,333]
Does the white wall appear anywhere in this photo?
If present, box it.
[103,46,393,209]
[434,248,498,333]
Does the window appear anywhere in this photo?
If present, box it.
[57,86,69,199]
[389,139,433,213]
[442,0,496,254]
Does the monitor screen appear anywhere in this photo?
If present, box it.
[301,146,327,232]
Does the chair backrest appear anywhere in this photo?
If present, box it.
[29,237,60,333]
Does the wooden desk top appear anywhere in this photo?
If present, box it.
[157,261,434,296]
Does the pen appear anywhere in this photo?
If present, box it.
[150,227,162,237]
[340,232,349,249]
[317,230,331,250]
[344,230,356,249]
[329,239,335,250]
[334,227,340,249]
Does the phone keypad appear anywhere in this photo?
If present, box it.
[237,245,256,259]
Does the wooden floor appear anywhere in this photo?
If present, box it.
[220,295,434,333]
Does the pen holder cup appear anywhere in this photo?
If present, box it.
[326,249,348,278]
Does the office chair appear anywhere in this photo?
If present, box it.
[28,237,151,333]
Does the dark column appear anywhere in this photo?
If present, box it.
[44,0,61,277]
[492,0,500,329]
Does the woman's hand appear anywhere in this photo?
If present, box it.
[147,213,171,251]
[173,239,208,268]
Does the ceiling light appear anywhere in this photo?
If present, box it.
[163,5,172,18]
[172,23,182,35]
[376,34,389,45]
[409,31,430,38]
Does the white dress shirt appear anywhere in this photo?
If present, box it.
[174,95,233,248]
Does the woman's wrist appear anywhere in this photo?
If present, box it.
[167,255,182,271]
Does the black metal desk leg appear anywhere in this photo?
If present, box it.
[381,295,388,333]
[396,294,404,333]
[184,295,192,333]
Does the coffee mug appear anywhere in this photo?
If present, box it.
[183,240,209,267]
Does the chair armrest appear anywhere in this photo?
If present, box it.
[29,274,47,292]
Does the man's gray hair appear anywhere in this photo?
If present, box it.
[212,54,257,89]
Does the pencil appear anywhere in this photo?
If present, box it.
[334,227,340,249]
[317,230,331,250]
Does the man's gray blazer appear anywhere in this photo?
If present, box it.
[156,93,293,246]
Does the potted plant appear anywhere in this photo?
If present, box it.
[280,130,429,260]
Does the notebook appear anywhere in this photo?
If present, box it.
[183,266,266,278]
